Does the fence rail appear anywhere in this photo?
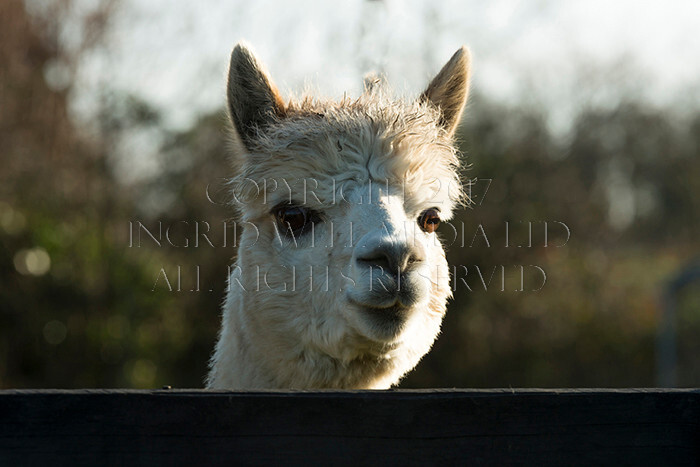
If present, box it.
[1,389,698,465]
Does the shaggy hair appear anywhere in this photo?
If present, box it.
[233,93,464,218]
[207,42,471,389]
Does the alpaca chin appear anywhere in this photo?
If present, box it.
[207,42,470,390]
[345,269,432,340]
[353,304,414,342]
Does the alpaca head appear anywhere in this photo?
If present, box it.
[211,43,470,389]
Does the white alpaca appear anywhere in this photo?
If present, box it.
[207,43,470,389]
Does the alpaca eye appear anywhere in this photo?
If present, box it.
[274,205,319,236]
[418,208,440,233]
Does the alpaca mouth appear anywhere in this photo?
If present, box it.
[345,280,422,309]
[347,295,410,330]
[360,304,407,324]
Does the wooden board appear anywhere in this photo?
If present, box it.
[1,389,698,465]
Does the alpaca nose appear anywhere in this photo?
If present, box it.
[356,241,424,275]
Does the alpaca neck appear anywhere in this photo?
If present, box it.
[208,282,273,388]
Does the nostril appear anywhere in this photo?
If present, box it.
[407,250,423,265]
[398,248,425,271]
[357,254,392,273]
[356,243,423,274]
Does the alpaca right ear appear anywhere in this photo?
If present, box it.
[227,43,286,147]
[419,46,471,137]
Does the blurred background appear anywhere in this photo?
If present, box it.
[1,0,698,389]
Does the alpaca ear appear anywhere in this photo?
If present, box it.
[420,46,471,137]
[227,42,286,147]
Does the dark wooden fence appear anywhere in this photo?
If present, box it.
[1,389,698,465]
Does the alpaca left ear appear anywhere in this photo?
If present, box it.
[420,46,471,137]
[227,42,287,148]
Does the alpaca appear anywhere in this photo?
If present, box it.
[207,42,470,389]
